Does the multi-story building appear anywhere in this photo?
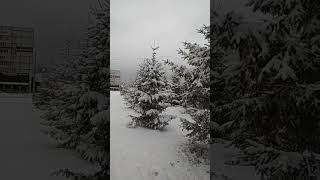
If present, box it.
[110,70,121,90]
[0,25,35,93]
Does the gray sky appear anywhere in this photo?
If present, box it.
[111,0,210,82]
[0,0,256,77]
[0,0,90,66]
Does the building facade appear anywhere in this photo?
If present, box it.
[110,70,121,90]
[0,25,35,93]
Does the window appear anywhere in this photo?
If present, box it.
[0,49,8,54]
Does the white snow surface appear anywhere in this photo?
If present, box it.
[210,142,260,180]
[110,91,209,180]
[0,95,94,180]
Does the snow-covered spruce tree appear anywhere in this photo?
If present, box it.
[33,40,84,111]
[56,1,110,179]
[119,82,126,95]
[39,1,110,179]
[39,56,82,128]
[127,46,172,130]
[165,26,210,144]
[168,70,185,106]
[33,67,61,110]
[210,0,320,178]
[40,53,108,179]
[209,12,229,142]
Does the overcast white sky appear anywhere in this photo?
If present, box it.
[0,0,90,65]
[111,0,210,82]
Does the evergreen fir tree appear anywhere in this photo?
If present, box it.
[168,70,185,105]
[36,0,110,179]
[59,1,109,178]
[127,45,172,130]
[122,80,139,109]
[210,0,320,178]
[166,25,210,143]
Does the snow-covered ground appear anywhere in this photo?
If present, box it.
[0,95,93,180]
[110,91,209,180]
[211,143,260,180]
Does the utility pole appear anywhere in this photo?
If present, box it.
[32,49,36,93]
[29,29,35,94]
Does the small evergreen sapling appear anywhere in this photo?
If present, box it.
[128,45,173,130]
